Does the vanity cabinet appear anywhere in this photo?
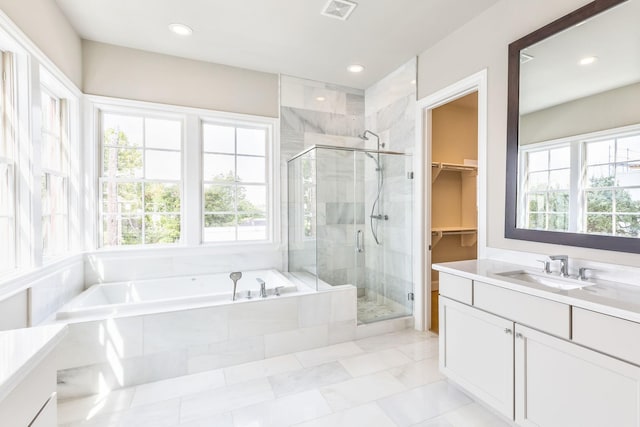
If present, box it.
[438,270,640,426]
[515,324,640,427]
[440,296,514,418]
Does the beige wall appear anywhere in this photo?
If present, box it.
[520,82,640,145]
[418,0,640,266]
[0,0,82,87]
[83,41,279,118]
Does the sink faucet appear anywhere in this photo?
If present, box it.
[549,255,570,277]
[257,278,267,298]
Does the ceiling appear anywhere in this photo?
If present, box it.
[520,0,640,114]
[55,0,500,89]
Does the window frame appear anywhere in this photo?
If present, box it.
[201,119,273,244]
[0,50,16,274]
[97,107,185,248]
[87,96,279,251]
[518,123,640,237]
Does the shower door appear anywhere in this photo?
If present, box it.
[355,151,414,323]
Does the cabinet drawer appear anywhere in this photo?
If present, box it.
[573,308,640,365]
[474,281,570,339]
[439,273,473,304]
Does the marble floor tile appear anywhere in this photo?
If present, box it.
[268,361,352,397]
[377,381,472,427]
[58,388,135,424]
[355,329,430,352]
[179,378,275,423]
[338,348,412,377]
[223,354,302,385]
[232,389,332,427]
[293,402,398,427]
[131,369,225,407]
[319,371,406,411]
[58,329,502,427]
[387,357,444,389]
[294,341,363,367]
[412,402,512,427]
[396,336,439,361]
[174,412,234,427]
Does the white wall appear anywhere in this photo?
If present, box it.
[83,41,279,118]
[0,0,82,87]
[520,82,640,145]
[417,0,640,267]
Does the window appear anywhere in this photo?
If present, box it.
[522,145,571,231]
[520,126,640,237]
[202,122,269,242]
[0,52,15,272]
[41,88,70,257]
[584,135,640,236]
[100,112,182,247]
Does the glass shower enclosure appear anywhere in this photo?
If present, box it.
[288,145,413,324]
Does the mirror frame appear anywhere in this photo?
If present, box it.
[504,0,640,253]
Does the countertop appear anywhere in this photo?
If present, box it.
[433,259,640,324]
[0,324,67,402]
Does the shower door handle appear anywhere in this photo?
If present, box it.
[356,230,364,253]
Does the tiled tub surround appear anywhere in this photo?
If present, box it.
[56,270,296,320]
[52,279,357,400]
[57,328,511,427]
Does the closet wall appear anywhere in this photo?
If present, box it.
[430,92,478,332]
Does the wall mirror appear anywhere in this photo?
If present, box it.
[506,0,640,253]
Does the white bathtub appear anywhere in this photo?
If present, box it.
[56,269,305,320]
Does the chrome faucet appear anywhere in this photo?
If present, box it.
[549,255,570,277]
[257,278,267,298]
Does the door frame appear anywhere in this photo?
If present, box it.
[414,69,488,331]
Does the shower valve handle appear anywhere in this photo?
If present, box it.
[356,230,364,253]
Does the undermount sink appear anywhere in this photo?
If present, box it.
[496,270,596,290]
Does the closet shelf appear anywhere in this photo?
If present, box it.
[431,227,477,248]
[432,162,477,182]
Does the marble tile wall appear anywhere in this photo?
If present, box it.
[362,59,417,311]
[281,76,366,286]
[53,286,357,400]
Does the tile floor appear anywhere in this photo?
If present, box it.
[58,329,512,427]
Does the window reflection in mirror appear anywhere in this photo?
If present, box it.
[513,0,640,243]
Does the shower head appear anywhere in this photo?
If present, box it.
[364,151,381,171]
[358,130,385,149]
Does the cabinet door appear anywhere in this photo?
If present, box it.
[515,324,640,427]
[439,296,514,418]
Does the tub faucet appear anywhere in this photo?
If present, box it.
[549,255,569,277]
[257,278,267,298]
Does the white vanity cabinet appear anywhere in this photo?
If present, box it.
[515,324,640,427]
[439,296,514,418]
[437,267,640,426]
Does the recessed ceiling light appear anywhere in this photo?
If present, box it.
[168,23,193,36]
[316,96,326,102]
[579,56,597,66]
[347,64,365,73]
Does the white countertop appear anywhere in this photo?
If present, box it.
[434,259,640,323]
[0,324,67,402]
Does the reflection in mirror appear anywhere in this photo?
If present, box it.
[506,0,640,252]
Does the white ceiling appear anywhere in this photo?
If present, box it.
[520,0,640,114]
[54,0,500,89]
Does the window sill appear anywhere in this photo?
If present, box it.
[87,241,283,259]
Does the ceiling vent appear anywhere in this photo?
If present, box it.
[321,0,358,21]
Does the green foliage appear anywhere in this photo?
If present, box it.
[586,176,640,236]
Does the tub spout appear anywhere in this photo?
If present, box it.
[230,272,242,301]
[257,278,267,298]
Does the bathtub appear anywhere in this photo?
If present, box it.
[56,269,305,320]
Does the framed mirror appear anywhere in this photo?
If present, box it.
[505,0,640,253]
